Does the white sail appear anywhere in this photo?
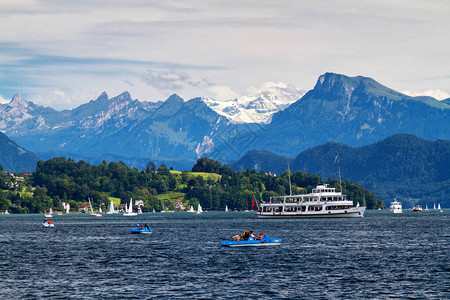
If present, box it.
[189,205,195,213]
[107,201,115,214]
[123,198,137,216]
[4,209,9,215]
[89,198,94,214]
[99,206,102,213]
[89,198,102,217]
[438,203,441,210]
[196,203,203,214]
[225,205,228,212]
[425,204,428,211]
[434,203,436,210]
[45,207,53,217]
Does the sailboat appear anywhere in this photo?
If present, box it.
[44,208,53,218]
[89,198,102,217]
[188,205,195,213]
[425,204,429,211]
[4,209,9,215]
[196,203,203,214]
[107,200,115,214]
[434,203,436,210]
[225,205,229,212]
[438,203,443,212]
[152,208,155,213]
[123,198,137,216]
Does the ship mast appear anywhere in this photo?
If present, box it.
[287,159,292,196]
[337,153,342,193]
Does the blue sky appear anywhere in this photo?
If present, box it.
[1,0,449,109]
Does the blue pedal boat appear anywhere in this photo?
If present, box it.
[130,226,152,234]
[221,235,282,247]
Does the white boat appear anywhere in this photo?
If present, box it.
[196,203,203,214]
[152,208,155,213]
[425,204,429,211]
[188,205,195,213]
[43,220,54,227]
[123,198,137,216]
[390,199,402,214]
[4,209,9,215]
[107,200,116,214]
[89,198,102,217]
[44,208,53,218]
[438,203,442,212]
[225,205,229,212]
[258,184,366,218]
[434,203,436,210]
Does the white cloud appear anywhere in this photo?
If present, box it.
[0,94,10,104]
[141,69,213,91]
[0,1,449,109]
[246,82,305,103]
[30,89,75,108]
[402,89,450,100]
[206,85,240,101]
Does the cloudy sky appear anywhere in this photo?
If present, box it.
[0,0,449,109]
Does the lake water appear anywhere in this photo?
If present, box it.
[0,211,448,299]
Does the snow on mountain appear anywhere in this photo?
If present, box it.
[203,82,305,124]
[0,93,34,131]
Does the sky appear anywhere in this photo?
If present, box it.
[0,0,449,110]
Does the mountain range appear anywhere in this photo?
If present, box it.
[219,73,449,159]
[0,72,448,171]
[0,131,39,172]
[231,134,450,208]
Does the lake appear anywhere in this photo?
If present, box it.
[0,210,448,298]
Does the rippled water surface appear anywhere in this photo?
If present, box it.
[0,211,448,298]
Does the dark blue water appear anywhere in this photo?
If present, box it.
[0,211,448,299]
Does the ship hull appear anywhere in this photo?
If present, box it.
[257,207,366,219]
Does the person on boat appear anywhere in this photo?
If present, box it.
[144,224,149,230]
[249,231,256,240]
[241,230,250,240]
[138,224,143,230]
[231,235,241,241]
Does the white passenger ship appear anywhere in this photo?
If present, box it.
[390,199,402,214]
[257,184,366,218]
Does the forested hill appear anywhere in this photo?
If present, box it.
[0,132,40,172]
[0,157,383,213]
[231,134,450,208]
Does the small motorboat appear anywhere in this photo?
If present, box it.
[412,205,423,212]
[43,220,54,228]
[129,225,152,234]
[221,235,283,247]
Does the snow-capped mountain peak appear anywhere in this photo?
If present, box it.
[203,82,305,124]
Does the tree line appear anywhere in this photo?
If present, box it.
[0,157,383,213]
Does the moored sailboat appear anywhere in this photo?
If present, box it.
[44,208,53,218]
[123,198,137,216]
[196,203,203,214]
[89,198,102,217]
[107,200,116,214]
